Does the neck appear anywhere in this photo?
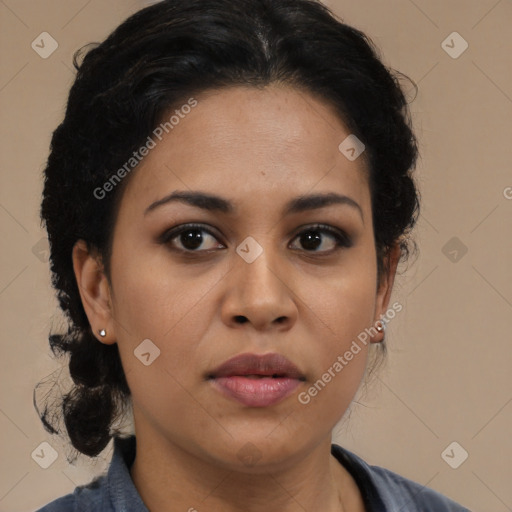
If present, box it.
[129,428,365,512]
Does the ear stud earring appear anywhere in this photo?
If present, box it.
[99,329,107,337]
[375,320,386,342]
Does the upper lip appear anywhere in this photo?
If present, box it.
[207,352,306,380]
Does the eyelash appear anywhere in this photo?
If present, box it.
[159,222,353,256]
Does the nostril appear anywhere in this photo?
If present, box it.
[234,315,248,324]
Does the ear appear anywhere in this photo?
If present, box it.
[371,243,401,343]
[72,239,116,345]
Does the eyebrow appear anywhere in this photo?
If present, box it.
[144,190,364,222]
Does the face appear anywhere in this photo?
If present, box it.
[75,84,397,472]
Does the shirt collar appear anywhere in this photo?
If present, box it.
[107,435,149,511]
[331,443,388,511]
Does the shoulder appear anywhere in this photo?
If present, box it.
[331,444,471,512]
[35,474,110,512]
[369,464,471,511]
[35,435,148,512]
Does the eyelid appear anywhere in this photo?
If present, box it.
[290,223,353,249]
[158,222,224,246]
[159,222,353,254]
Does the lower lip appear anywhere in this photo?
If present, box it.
[210,376,302,407]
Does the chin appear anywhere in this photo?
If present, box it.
[197,428,315,473]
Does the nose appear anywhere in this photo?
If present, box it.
[220,246,298,332]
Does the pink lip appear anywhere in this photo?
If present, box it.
[207,352,305,407]
[211,376,302,407]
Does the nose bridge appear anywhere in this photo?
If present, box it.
[236,239,285,302]
[222,236,297,330]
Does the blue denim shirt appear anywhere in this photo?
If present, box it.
[36,435,471,511]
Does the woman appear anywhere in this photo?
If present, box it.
[35,0,470,510]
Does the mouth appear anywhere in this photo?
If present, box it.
[206,352,306,407]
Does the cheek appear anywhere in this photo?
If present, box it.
[296,249,377,408]
[309,248,377,343]
[109,264,216,430]
[110,242,224,337]
[293,289,374,432]
[108,244,229,402]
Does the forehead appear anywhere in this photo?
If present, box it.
[120,84,370,215]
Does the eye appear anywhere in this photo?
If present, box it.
[289,224,352,253]
[160,223,225,253]
[159,222,352,255]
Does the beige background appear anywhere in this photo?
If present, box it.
[1,0,511,510]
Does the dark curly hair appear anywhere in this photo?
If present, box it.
[37,0,420,458]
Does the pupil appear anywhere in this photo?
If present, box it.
[182,230,203,250]
[179,229,323,251]
[301,231,321,250]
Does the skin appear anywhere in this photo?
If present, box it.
[73,84,400,512]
